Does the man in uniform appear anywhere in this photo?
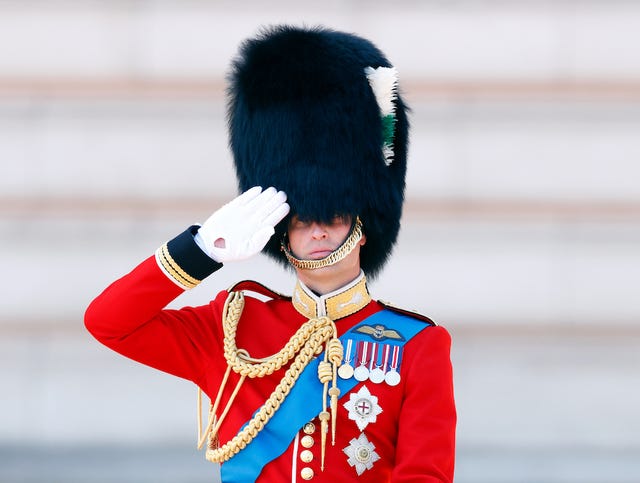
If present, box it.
[85,25,456,482]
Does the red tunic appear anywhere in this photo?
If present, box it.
[85,229,456,482]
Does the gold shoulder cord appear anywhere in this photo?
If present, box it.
[197,290,344,470]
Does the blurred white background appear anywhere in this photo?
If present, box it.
[1,1,639,482]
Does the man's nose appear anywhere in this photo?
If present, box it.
[310,223,329,239]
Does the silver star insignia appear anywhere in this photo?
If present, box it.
[343,433,381,475]
[343,385,383,432]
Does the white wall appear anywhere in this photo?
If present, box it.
[1,1,639,482]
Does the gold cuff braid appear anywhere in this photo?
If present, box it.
[281,217,363,270]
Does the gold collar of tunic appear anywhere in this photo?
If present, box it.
[292,271,371,320]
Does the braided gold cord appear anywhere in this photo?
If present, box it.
[223,291,332,376]
[317,361,333,384]
[203,290,342,464]
[326,339,344,366]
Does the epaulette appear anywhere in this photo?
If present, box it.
[377,300,437,326]
[227,280,291,301]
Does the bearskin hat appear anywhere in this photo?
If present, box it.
[227,25,408,277]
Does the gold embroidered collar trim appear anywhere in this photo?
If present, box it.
[292,271,371,320]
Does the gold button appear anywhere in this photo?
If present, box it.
[300,449,313,463]
[303,422,316,434]
[300,467,314,480]
[300,435,314,448]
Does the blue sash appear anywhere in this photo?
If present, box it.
[220,309,429,483]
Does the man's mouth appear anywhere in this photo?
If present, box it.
[308,249,333,259]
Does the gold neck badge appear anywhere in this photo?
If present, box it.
[292,271,372,321]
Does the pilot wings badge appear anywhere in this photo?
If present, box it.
[352,324,405,342]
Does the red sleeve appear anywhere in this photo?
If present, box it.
[391,325,457,482]
[84,227,225,386]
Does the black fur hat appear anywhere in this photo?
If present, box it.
[228,25,408,277]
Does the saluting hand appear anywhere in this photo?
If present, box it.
[195,186,290,263]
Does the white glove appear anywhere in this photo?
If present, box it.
[195,186,290,263]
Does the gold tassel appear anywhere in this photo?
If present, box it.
[328,386,340,445]
[326,336,344,446]
[318,410,330,471]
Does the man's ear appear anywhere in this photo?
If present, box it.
[360,233,367,246]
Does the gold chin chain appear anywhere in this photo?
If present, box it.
[281,217,363,270]
[198,290,344,470]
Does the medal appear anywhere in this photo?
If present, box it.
[369,343,387,384]
[385,369,400,386]
[369,368,385,384]
[368,342,384,384]
[353,341,370,381]
[338,339,354,379]
[338,363,355,380]
[384,345,401,386]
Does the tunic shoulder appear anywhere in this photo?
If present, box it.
[227,280,291,301]
[377,300,437,326]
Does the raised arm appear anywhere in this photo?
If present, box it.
[84,187,289,384]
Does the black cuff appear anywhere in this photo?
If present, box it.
[155,225,223,289]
